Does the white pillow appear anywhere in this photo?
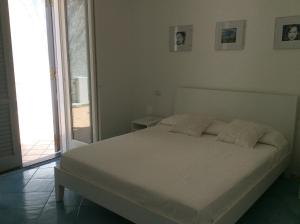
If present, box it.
[160,114,189,126]
[204,120,227,135]
[170,114,213,137]
[217,119,267,148]
[259,128,288,149]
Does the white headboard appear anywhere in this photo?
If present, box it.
[174,87,298,144]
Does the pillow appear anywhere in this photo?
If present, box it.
[217,119,267,148]
[160,114,188,126]
[170,114,213,137]
[204,120,227,135]
[259,128,288,149]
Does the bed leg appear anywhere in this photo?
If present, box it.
[55,183,64,202]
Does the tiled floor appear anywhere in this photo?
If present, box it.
[21,140,55,164]
[0,160,299,224]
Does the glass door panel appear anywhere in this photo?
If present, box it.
[65,0,92,144]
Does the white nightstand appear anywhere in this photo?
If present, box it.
[131,116,162,131]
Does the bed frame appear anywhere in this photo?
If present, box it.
[55,87,298,224]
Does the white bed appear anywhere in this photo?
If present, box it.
[55,87,298,224]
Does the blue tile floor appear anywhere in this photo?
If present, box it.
[0,159,299,224]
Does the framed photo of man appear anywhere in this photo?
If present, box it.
[274,16,300,49]
[169,25,193,52]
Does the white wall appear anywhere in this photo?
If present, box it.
[94,0,138,139]
[131,0,300,175]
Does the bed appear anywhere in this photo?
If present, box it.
[55,87,298,224]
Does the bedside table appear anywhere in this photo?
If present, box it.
[131,116,162,131]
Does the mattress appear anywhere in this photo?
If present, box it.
[61,125,289,224]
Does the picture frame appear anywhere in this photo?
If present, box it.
[215,20,246,50]
[274,16,300,49]
[169,25,193,52]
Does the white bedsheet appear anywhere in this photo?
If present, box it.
[61,125,289,224]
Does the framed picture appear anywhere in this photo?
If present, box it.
[169,25,193,52]
[274,16,300,49]
[215,20,246,50]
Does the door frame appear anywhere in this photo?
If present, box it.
[57,0,99,150]
[0,0,22,171]
[51,0,68,153]
[87,0,99,143]
[45,0,61,152]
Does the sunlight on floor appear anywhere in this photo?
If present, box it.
[21,140,55,164]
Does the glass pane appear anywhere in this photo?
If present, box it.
[66,0,92,143]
